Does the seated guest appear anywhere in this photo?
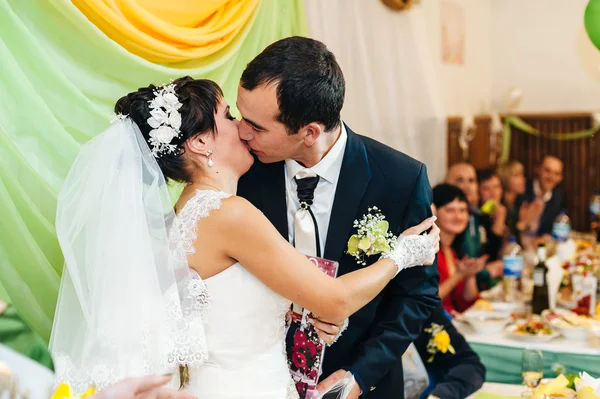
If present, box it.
[433,184,487,314]
[403,306,486,399]
[496,160,526,236]
[477,168,508,246]
[516,155,565,240]
[445,163,480,258]
[445,163,503,290]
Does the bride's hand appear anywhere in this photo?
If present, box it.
[400,217,440,265]
[401,216,437,237]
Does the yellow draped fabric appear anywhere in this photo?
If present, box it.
[72,0,260,64]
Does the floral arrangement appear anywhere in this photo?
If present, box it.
[289,328,323,398]
[424,323,455,363]
[287,256,339,398]
[575,372,600,398]
[347,207,397,266]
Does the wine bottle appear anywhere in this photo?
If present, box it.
[531,244,549,315]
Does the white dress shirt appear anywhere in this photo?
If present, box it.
[528,179,552,235]
[284,125,348,255]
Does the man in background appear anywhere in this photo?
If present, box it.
[516,155,565,238]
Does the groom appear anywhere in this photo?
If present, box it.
[236,37,440,399]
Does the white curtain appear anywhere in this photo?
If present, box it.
[304,0,447,184]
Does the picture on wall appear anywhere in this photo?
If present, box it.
[441,0,465,65]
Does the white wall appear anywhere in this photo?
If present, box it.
[490,0,600,113]
[422,0,492,116]
[422,0,600,115]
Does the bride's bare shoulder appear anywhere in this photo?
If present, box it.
[209,195,263,226]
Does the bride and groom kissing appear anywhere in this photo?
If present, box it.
[50,36,441,399]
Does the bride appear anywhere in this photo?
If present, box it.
[50,76,439,399]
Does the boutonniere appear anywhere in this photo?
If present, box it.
[424,323,455,362]
[51,383,96,399]
[347,207,397,266]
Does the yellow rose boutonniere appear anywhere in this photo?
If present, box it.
[424,323,455,362]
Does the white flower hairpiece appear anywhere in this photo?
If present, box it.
[110,113,128,124]
[146,83,183,158]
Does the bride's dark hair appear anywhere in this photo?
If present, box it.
[114,76,223,183]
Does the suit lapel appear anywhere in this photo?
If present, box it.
[258,161,289,239]
[324,126,372,262]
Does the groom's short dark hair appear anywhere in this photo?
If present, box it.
[241,36,345,134]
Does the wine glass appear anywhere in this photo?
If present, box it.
[522,349,544,392]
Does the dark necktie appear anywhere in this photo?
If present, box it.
[294,169,321,257]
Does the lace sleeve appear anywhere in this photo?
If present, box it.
[174,190,231,257]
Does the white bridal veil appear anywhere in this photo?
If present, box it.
[50,119,208,391]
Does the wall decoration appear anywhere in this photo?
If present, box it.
[441,0,465,65]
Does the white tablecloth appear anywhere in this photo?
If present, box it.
[0,344,54,399]
[456,321,600,354]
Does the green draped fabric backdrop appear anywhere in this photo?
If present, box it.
[0,0,308,342]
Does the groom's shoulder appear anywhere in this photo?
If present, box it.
[356,133,424,176]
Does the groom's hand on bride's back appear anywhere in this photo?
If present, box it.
[311,317,345,345]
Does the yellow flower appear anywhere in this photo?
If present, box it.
[51,383,96,399]
[480,200,497,215]
[80,387,97,398]
[578,386,600,399]
[433,330,455,355]
[51,384,73,399]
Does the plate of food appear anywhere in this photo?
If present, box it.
[471,299,519,316]
[543,309,600,339]
[459,310,511,334]
[505,319,560,342]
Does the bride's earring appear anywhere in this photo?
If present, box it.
[206,150,214,167]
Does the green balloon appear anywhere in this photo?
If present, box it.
[585,0,600,51]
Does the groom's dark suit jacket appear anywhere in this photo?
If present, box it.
[237,124,440,398]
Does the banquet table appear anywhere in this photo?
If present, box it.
[456,322,600,384]
[467,382,524,398]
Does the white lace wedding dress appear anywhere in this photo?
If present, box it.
[175,190,299,399]
[51,120,435,398]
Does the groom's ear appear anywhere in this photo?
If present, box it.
[301,122,323,147]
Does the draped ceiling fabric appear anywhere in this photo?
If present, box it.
[72,0,260,64]
[0,0,307,342]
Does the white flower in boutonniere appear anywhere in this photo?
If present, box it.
[424,323,455,363]
[346,207,397,266]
